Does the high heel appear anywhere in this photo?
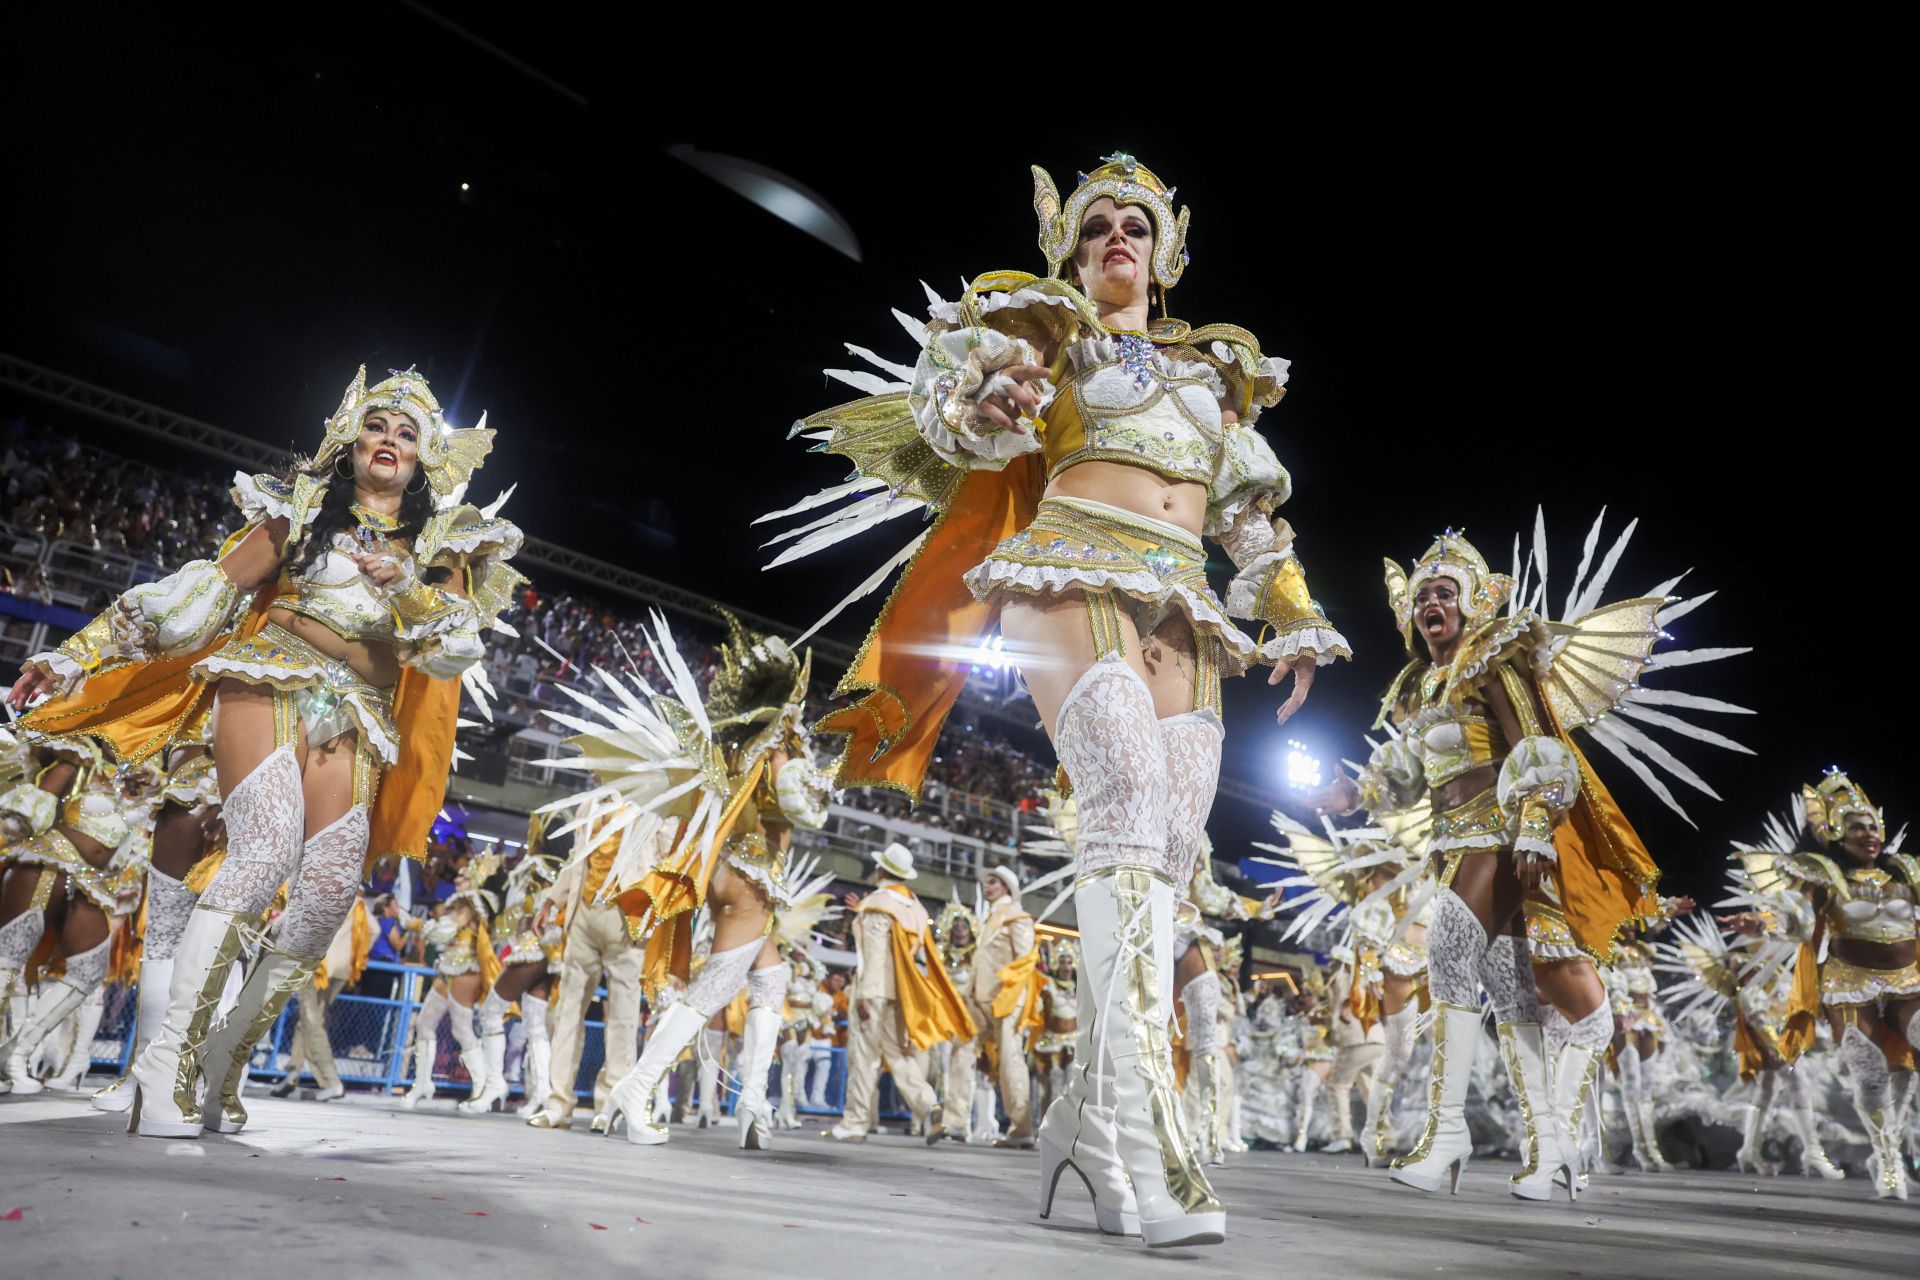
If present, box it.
[1391,1003,1480,1194]
[735,1004,780,1151]
[1505,1021,1575,1203]
[606,1001,706,1147]
[129,909,252,1139]
[1075,867,1225,1248]
[1039,1132,1142,1236]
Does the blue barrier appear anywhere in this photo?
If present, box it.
[88,964,916,1122]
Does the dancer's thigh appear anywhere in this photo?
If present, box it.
[1448,850,1524,938]
[1381,973,1417,1016]
[1142,611,1200,721]
[300,735,360,837]
[708,861,773,954]
[1000,592,1147,742]
[494,963,543,1004]
[58,897,110,954]
[213,681,299,800]
[450,972,484,1007]
[1535,957,1606,1019]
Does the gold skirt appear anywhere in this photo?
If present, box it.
[6,830,121,914]
[1821,955,1920,1007]
[195,622,399,766]
[964,496,1232,714]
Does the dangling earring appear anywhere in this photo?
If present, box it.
[334,454,354,480]
[405,472,429,496]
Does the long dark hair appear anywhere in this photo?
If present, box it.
[285,460,436,578]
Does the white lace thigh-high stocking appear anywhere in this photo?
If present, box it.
[1739,1069,1778,1173]
[1159,711,1224,886]
[1039,659,1191,1243]
[1367,1004,1419,1164]
[1181,970,1225,1165]
[1480,938,1564,1201]
[132,747,304,1136]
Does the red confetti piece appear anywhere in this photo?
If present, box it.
[2,1209,25,1221]
[326,1177,347,1182]
[430,1197,446,1202]
[468,1211,489,1217]
[589,1223,606,1230]
[634,1216,648,1224]
[782,1223,804,1228]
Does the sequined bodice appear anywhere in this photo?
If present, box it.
[1042,336,1221,486]
[274,536,403,645]
[1830,871,1918,944]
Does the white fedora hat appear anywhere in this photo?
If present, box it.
[875,842,918,881]
[984,865,1021,897]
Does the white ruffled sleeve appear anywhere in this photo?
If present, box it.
[1497,736,1581,860]
[907,287,1077,470]
[1208,427,1350,665]
[1356,737,1425,813]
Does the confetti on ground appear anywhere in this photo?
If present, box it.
[468,1211,489,1217]
[589,1223,606,1230]
[634,1216,648,1224]
[3,1209,26,1221]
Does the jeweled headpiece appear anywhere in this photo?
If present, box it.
[1033,152,1191,292]
[1382,529,1515,655]
[1802,770,1881,847]
[705,610,812,757]
[311,365,496,502]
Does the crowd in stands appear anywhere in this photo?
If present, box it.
[2,420,1061,827]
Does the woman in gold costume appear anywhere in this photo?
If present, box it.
[762,153,1349,1249]
[7,366,522,1137]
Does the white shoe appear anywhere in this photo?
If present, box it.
[1362,1075,1395,1167]
[4,977,96,1094]
[1071,868,1224,1248]
[95,955,174,1113]
[735,1005,780,1151]
[1790,1107,1844,1180]
[129,910,253,1139]
[401,1036,438,1109]
[1391,1003,1480,1194]
[314,1082,346,1102]
[198,946,319,1134]
[517,1034,551,1119]
[1504,1022,1577,1202]
[606,1003,706,1146]
[462,1032,509,1115]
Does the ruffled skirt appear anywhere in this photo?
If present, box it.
[195,622,399,766]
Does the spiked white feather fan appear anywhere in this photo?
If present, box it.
[1512,508,1753,827]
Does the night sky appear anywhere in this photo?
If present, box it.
[3,10,1904,906]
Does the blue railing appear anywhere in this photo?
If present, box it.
[85,962,913,1119]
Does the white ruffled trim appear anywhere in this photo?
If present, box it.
[26,649,87,697]
[961,559,1261,669]
[1381,946,1428,977]
[1065,336,1226,397]
[911,328,1051,469]
[926,286,1080,327]
[1514,835,1559,861]
[1221,549,1286,616]
[1528,939,1584,962]
[1254,625,1353,665]
[0,783,56,836]
[1429,832,1506,855]
[1453,611,1555,691]
[192,654,400,765]
[434,519,525,560]
[231,471,318,527]
[1497,736,1581,816]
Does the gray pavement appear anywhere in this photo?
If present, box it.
[0,1087,1912,1279]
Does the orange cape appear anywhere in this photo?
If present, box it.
[814,459,1041,799]
[20,593,459,872]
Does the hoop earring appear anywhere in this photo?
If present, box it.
[334,454,354,479]
[405,472,429,496]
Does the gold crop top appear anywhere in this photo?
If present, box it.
[1041,335,1223,486]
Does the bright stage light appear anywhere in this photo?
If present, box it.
[1283,738,1322,790]
[972,632,1009,673]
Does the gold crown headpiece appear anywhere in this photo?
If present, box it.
[1033,152,1191,293]
[1383,528,1515,655]
[706,610,812,743]
[311,365,497,503]
[1802,769,1881,846]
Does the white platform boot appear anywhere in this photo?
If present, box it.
[606,1001,707,1145]
[94,956,174,1112]
[129,910,253,1138]
[736,1005,781,1150]
[1069,868,1224,1248]
[401,1034,438,1108]
[1504,1021,1576,1201]
[2,976,92,1094]
[1391,1003,1481,1193]
[198,946,320,1133]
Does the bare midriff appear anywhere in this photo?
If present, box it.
[1830,935,1917,972]
[267,604,400,689]
[1044,460,1206,538]
[1434,762,1499,813]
